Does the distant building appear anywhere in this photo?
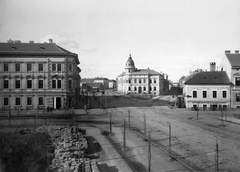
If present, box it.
[117,54,169,95]
[0,39,81,111]
[219,50,240,108]
[183,62,232,110]
[108,80,117,89]
[94,77,109,89]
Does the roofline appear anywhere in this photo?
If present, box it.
[0,52,80,64]
[185,83,233,85]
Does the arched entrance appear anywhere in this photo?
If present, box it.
[138,87,142,94]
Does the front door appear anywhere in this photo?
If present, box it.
[56,97,61,109]
[138,87,142,94]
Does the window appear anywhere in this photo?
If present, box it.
[27,63,32,71]
[52,80,56,89]
[236,94,240,102]
[52,64,56,71]
[213,91,217,98]
[154,86,156,91]
[154,79,156,83]
[236,77,240,86]
[203,91,207,98]
[139,79,141,83]
[222,91,227,98]
[4,64,9,72]
[38,80,43,89]
[128,87,131,91]
[134,87,137,91]
[134,79,136,83]
[4,80,9,89]
[68,64,72,71]
[57,80,61,88]
[68,80,72,89]
[129,79,131,83]
[193,91,197,98]
[39,97,44,105]
[149,87,152,91]
[15,63,20,72]
[16,80,21,89]
[143,79,146,83]
[16,97,21,105]
[57,64,61,71]
[27,97,32,105]
[4,98,9,106]
[150,79,152,84]
[27,80,32,89]
[143,86,146,91]
[38,64,43,72]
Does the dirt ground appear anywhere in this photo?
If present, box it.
[109,106,240,171]
[1,95,240,171]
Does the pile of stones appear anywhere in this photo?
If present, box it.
[37,125,100,172]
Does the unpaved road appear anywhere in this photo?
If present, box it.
[108,106,240,171]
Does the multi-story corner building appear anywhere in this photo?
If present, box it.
[219,50,240,108]
[0,39,81,111]
[117,54,169,95]
[183,63,232,110]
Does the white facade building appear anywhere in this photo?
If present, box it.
[117,54,169,95]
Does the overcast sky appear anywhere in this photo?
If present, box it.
[1,0,240,82]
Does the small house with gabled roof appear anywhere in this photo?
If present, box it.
[184,62,232,110]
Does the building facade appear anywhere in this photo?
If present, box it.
[219,50,240,108]
[0,39,81,111]
[117,54,169,95]
[183,63,232,110]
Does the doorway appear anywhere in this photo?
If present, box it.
[56,97,61,109]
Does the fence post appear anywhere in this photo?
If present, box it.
[215,138,219,172]
[148,132,151,172]
[128,110,130,128]
[169,122,171,157]
[109,110,112,134]
[144,113,146,137]
[123,119,126,148]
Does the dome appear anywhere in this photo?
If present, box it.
[125,54,135,67]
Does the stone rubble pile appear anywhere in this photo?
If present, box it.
[37,125,100,172]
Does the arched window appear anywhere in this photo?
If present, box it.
[143,86,146,91]
[134,87,137,91]
[128,87,131,91]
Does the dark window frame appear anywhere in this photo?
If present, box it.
[16,80,21,89]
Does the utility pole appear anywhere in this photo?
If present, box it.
[123,119,126,148]
[144,112,146,137]
[148,132,151,172]
[169,122,171,157]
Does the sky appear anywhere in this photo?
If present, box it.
[1,0,240,82]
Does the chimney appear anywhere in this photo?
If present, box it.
[14,40,21,43]
[210,62,216,71]
[225,50,231,54]
[29,41,34,43]
[49,38,53,43]
[235,50,239,54]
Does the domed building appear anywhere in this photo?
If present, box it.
[117,54,169,95]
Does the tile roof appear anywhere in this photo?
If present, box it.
[0,43,67,53]
[184,71,232,85]
[130,69,160,75]
[0,42,79,64]
[225,53,240,68]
